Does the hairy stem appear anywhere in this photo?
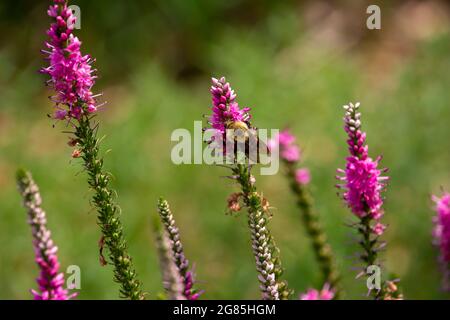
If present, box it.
[74,115,143,300]
[357,214,385,299]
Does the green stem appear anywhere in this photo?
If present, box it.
[74,115,143,300]
[234,164,291,300]
[285,163,341,298]
[357,214,385,299]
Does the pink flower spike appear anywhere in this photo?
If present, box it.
[41,0,99,120]
[17,170,76,300]
[336,102,396,299]
[337,103,387,220]
[208,76,251,133]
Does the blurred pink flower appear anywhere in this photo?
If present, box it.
[295,168,311,185]
[281,144,301,163]
[372,222,386,236]
[300,283,334,300]
[432,192,450,291]
[270,129,301,163]
[278,130,296,147]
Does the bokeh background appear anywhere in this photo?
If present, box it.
[0,0,449,299]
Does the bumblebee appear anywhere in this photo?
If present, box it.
[223,120,269,163]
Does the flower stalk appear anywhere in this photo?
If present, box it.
[273,129,341,297]
[41,0,143,299]
[157,198,201,300]
[16,169,75,300]
[233,164,291,300]
[153,217,185,300]
[74,115,144,300]
[285,161,341,296]
[205,76,290,300]
[336,102,398,299]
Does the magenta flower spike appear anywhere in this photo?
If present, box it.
[336,102,388,221]
[16,170,75,300]
[432,192,450,291]
[41,0,143,300]
[336,102,398,299]
[41,0,98,120]
[209,77,251,134]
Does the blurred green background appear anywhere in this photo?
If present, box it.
[0,0,449,299]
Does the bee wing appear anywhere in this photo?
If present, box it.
[258,135,270,156]
[250,129,270,155]
[246,129,270,164]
